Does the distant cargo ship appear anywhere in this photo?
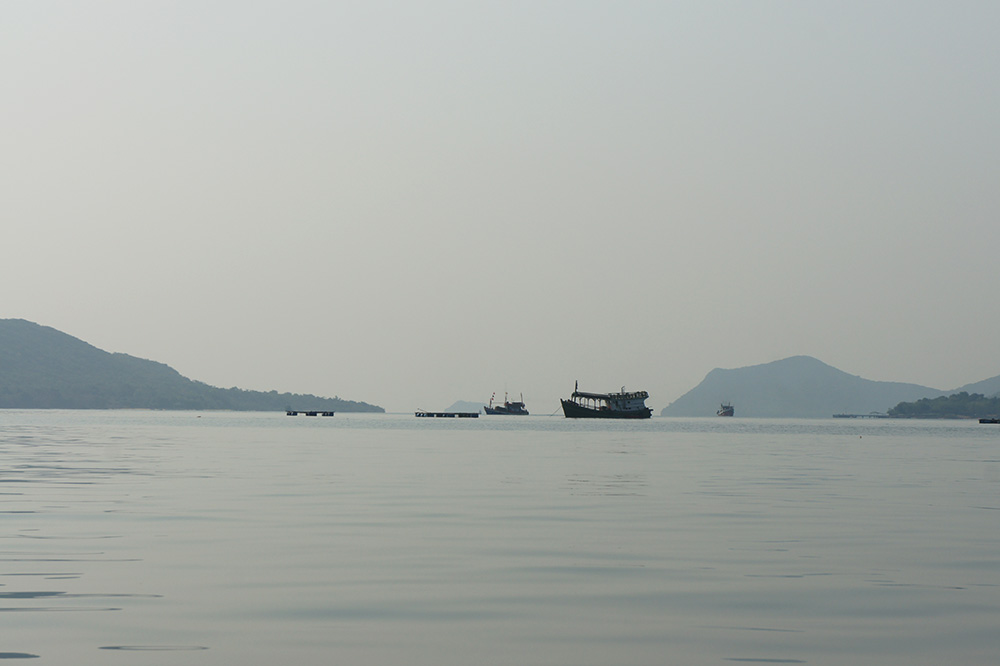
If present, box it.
[717,403,734,417]
[484,392,529,415]
[561,381,652,419]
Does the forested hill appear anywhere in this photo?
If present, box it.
[660,355,947,418]
[0,319,383,412]
[888,392,1000,419]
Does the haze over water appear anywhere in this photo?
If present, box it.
[6,3,1000,412]
[2,410,998,665]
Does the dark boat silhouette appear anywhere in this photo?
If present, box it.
[560,381,652,419]
[484,392,529,415]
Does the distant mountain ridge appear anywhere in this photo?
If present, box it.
[660,355,1000,418]
[443,400,488,414]
[0,319,383,412]
[951,374,1000,397]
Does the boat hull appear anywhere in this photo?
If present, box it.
[484,406,529,415]
[561,399,652,419]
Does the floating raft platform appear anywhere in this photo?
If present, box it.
[286,410,335,416]
[415,411,479,418]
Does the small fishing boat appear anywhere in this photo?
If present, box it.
[484,392,529,415]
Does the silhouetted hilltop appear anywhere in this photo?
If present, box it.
[443,400,488,414]
[661,356,950,418]
[950,376,1000,399]
[0,319,383,412]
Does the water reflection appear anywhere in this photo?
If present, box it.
[1,411,998,665]
[99,646,208,651]
[0,607,120,612]
[566,472,646,496]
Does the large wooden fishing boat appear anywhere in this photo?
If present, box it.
[560,381,652,419]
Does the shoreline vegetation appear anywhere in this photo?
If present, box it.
[888,392,1000,420]
[4,319,999,418]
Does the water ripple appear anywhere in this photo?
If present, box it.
[100,646,208,651]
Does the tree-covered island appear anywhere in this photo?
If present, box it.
[888,392,1000,419]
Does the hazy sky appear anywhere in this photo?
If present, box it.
[4,2,999,413]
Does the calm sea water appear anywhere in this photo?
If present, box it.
[1,410,998,665]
